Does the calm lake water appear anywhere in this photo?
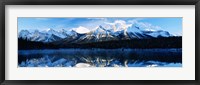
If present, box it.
[18,48,182,67]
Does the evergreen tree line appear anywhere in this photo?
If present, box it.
[18,38,59,50]
[18,37,182,50]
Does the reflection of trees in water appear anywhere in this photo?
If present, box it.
[18,49,182,67]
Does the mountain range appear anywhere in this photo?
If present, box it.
[18,25,174,44]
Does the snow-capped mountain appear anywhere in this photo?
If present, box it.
[19,29,67,42]
[19,30,31,40]
[72,26,90,34]
[126,26,171,38]
[45,28,66,38]
[18,25,173,44]
[91,25,116,41]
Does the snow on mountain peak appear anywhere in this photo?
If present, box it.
[18,24,175,43]
[46,28,56,34]
[72,26,90,34]
[19,30,31,38]
[93,25,111,35]
[19,30,30,34]
[96,25,107,31]
[46,28,53,31]
[127,26,142,33]
[61,29,67,32]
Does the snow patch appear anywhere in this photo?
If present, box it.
[72,26,90,34]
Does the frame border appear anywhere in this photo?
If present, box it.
[0,0,200,85]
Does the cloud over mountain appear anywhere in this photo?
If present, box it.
[18,18,182,36]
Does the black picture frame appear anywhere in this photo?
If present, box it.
[0,0,200,85]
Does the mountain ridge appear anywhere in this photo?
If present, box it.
[18,25,176,44]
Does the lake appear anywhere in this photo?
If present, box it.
[18,48,182,67]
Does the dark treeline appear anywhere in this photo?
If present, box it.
[79,37,182,49]
[18,37,182,50]
[18,38,59,50]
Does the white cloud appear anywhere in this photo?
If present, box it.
[105,20,132,32]
[67,18,163,34]
[128,20,162,31]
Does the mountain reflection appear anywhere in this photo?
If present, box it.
[18,48,182,67]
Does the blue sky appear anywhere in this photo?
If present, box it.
[18,17,182,35]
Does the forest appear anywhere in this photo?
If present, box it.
[18,37,182,50]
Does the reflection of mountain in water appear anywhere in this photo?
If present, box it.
[18,49,182,67]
